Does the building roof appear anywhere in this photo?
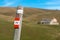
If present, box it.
[41,18,51,22]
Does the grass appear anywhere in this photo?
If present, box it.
[21,23,60,40]
[0,18,14,40]
[0,18,60,40]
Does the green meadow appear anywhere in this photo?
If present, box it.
[0,7,60,40]
[0,18,60,40]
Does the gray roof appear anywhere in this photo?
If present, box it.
[41,18,51,22]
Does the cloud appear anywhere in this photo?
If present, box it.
[41,0,60,10]
[45,2,60,5]
[34,0,60,6]
[44,6,60,10]
[46,2,57,5]
[3,2,14,6]
[45,0,60,5]
[2,0,17,7]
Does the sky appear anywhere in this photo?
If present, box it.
[0,0,60,10]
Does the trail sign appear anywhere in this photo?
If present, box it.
[14,6,23,40]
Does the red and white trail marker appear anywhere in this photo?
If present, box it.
[14,6,23,40]
[14,17,20,29]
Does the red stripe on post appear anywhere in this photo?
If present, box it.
[15,17,20,21]
[14,25,19,29]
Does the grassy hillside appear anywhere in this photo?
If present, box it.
[0,18,60,40]
[0,7,60,40]
[0,7,60,23]
[0,18,13,40]
[21,23,60,40]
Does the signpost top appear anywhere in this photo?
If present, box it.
[17,6,23,14]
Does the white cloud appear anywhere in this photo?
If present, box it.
[3,2,14,6]
[45,6,60,10]
[2,0,17,7]
[46,2,57,5]
[44,0,60,5]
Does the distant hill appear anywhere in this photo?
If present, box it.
[0,7,60,23]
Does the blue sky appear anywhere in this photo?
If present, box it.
[0,0,60,10]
